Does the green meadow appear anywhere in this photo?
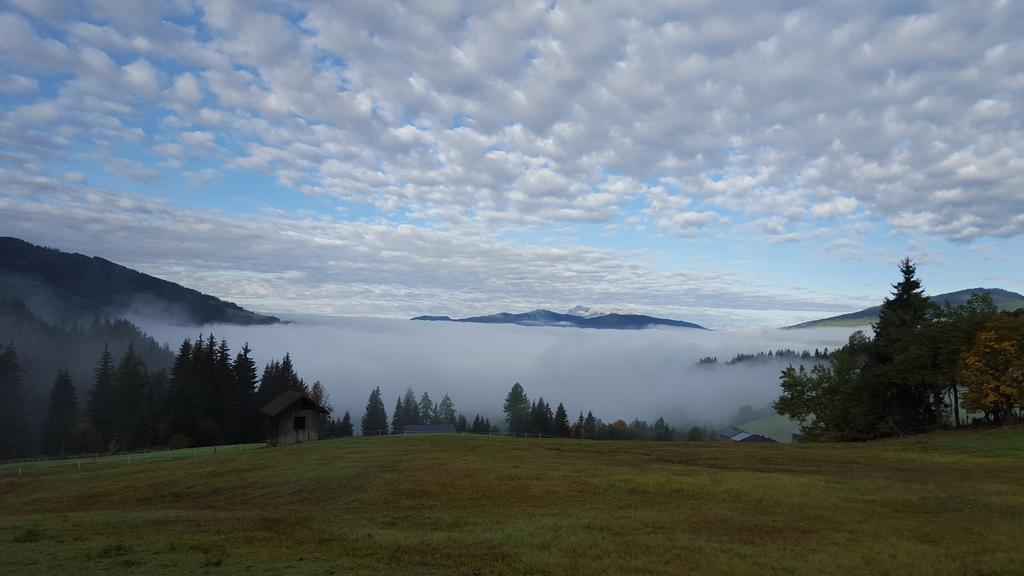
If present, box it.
[2,428,1022,575]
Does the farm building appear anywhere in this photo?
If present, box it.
[720,413,807,443]
[403,424,457,435]
[260,390,331,446]
[718,424,776,443]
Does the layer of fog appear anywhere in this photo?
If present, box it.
[137,316,857,428]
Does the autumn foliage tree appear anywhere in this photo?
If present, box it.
[958,319,1024,422]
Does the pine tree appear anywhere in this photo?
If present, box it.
[455,413,468,432]
[503,382,530,434]
[437,394,456,425]
[392,396,406,434]
[652,417,673,441]
[309,381,333,434]
[583,411,597,439]
[88,345,118,446]
[418,391,434,425]
[553,403,570,437]
[0,344,28,458]
[113,344,148,450]
[360,387,388,435]
[167,339,198,443]
[869,257,941,435]
[338,411,354,437]
[401,388,419,426]
[232,343,260,442]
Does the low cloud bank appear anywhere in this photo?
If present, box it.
[138,316,855,427]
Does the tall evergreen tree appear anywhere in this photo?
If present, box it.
[503,382,530,434]
[401,388,420,425]
[338,411,354,437]
[0,344,28,458]
[44,369,79,455]
[232,343,260,442]
[113,344,148,450]
[583,411,597,439]
[392,396,405,434]
[360,387,388,435]
[455,413,468,432]
[868,257,941,435]
[553,403,570,437]
[652,417,673,441]
[437,394,456,425]
[167,338,198,442]
[88,345,118,445]
[418,391,434,425]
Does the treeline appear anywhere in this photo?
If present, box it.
[0,298,174,457]
[0,329,339,458]
[697,348,832,366]
[356,381,717,441]
[775,258,1024,441]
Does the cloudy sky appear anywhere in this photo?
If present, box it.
[1,0,1022,328]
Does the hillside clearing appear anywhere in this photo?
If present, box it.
[2,428,1022,575]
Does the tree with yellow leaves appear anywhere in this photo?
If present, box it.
[958,320,1024,423]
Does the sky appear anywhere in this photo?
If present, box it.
[1,0,1022,328]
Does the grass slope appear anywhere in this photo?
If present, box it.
[2,429,1023,575]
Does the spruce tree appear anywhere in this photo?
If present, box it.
[88,345,118,446]
[360,387,388,436]
[455,413,468,432]
[553,403,570,437]
[339,411,354,437]
[418,391,434,425]
[44,370,79,455]
[114,344,148,450]
[437,394,456,425]
[583,411,597,439]
[392,396,406,434]
[0,344,28,458]
[232,343,260,442]
[401,388,419,426]
[503,382,530,434]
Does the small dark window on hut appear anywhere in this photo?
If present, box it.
[294,416,306,430]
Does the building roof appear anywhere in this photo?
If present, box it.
[718,426,744,438]
[404,424,457,434]
[735,413,805,443]
[260,390,331,416]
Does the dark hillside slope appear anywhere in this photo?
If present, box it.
[0,237,279,326]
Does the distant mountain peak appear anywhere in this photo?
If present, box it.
[565,305,634,318]
[412,308,706,330]
[787,287,1024,329]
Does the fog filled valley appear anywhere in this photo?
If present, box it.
[138,316,853,428]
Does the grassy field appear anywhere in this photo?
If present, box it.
[1,428,1022,575]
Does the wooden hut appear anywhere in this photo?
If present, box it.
[260,390,331,446]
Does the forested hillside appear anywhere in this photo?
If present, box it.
[0,237,279,326]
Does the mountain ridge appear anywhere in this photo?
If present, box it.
[0,237,280,326]
[787,287,1024,329]
[412,308,706,330]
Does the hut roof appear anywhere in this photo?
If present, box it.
[404,424,457,434]
[260,390,330,416]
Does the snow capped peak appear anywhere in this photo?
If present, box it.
[566,305,631,318]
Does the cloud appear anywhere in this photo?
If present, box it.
[140,316,857,427]
[0,73,38,94]
[104,157,157,181]
[2,1,1023,325]
[0,177,870,328]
